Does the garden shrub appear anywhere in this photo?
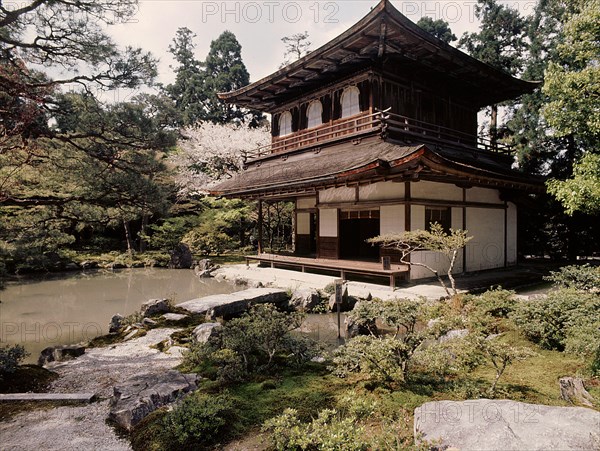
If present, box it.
[545,264,600,291]
[0,344,28,381]
[183,304,321,381]
[163,391,236,448]
[467,287,517,318]
[331,298,437,383]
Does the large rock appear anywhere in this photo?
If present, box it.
[328,292,358,313]
[414,399,600,450]
[345,315,375,338]
[38,345,85,366]
[192,323,222,343]
[162,313,188,322]
[177,288,289,319]
[438,328,469,343]
[169,243,193,269]
[194,259,219,278]
[289,288,321,311]
[141,298,171,317]
[109,370,198,431]
[109,314,124,333]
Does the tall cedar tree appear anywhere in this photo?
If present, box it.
[416,17,457,43]
[458,0,528,146]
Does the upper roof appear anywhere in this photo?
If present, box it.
[210,135,545,199]
[219,0,538,111]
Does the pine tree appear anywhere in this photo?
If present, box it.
[416,17,457,43]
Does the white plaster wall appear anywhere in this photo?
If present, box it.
[297,197,316,209]
[410,205,463,279]
[297,212,310,235]
[319,209,338,237]
[359,181,404,201]
[319,186,355,203]
[380,205,404,234]
[465,207,505,271]
[465,187,502,204]
[411,181,462,201]
[507,202,517,265]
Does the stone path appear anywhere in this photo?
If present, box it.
[0,328,184,451]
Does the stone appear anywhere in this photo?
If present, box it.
[162,313,188,322]
[192,323,222,343]
[169,243,193,269]
[123,330,139,341]
[65,262,79,270]
[559,377,595,407]
[345,315,375,338]
[109,314,124,333]
[38,345,85,366]
[108,370,198,431]
[80,260,99,270]
[194,259,219,278]
[177,288,289,319]
[328,293,358,313]
[289,288,321,311]
[438,329,469,343]
[141,298,171,317]
[414,399,600,451]
[142,318,157,327]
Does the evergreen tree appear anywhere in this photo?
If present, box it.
[280,31,311,67]
[458,0,528,146]
[165,27,205,126]
[416,17,457,43]
[203,31,252,124]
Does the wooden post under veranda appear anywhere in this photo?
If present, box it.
[257,199,263,255]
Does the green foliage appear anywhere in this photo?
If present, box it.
[547,154,600,215]
[511,288,600,351]
[465,287,517,318]
[262,407,370,451]
[0,345,28,380]
[369,224,473,296]
[416,17,457,43]
[332,298,435,383]
[184,304,320,381]
[545,263,600,291]
[163,391,236,448]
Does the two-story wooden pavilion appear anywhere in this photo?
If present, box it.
[211,0,544,288]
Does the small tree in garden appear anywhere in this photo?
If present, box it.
[369,223,473,297]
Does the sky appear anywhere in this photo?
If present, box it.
[106,0,538,90]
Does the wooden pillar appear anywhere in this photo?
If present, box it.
[462,188,467,274]
[257,199,263,255]
[504,201,508,268]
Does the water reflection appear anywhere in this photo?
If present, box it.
[0,268,235,362]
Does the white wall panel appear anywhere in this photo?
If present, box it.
[319,209,338,237]
[380,205,404,234]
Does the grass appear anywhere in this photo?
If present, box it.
[0,365,59,420]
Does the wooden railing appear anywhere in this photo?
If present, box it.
[243,111,380,161]
[384,112,514,155]
[242,109,514,163]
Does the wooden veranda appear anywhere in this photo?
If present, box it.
[245,253,410,289]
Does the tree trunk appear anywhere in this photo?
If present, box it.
[139,214,149,253]
[559,377,595,407]
[490,104,498,149]
[123,220,134,256]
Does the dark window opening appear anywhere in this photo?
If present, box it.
[425,206,451,232]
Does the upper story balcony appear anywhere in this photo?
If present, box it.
[242,109,514,163]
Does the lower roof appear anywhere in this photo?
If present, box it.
[210,136,545,199]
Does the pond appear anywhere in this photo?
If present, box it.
[0,269,236,363]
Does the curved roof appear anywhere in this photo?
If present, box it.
[219,0,539,111]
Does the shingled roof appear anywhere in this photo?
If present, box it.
[210,136,545,198]
[218,0,539,111]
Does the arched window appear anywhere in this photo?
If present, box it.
[341,86,360,118]
[279,111,292,136]
[307,100,323,128]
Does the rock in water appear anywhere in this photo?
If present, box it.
[141,298,171,317]
[328,293,358,312]
[560,377,595,407]
[109,370,198,431]
[192,323,222,343]
[195,259,219,278]
[414,399,600,450]
[109,314,124,333]
[289,288,321,311]
[38,345,85,366]
[169,243,193,269]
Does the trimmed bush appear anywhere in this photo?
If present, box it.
[0,344,28,380]
[164,392,236,448]
[545,264,600,291]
